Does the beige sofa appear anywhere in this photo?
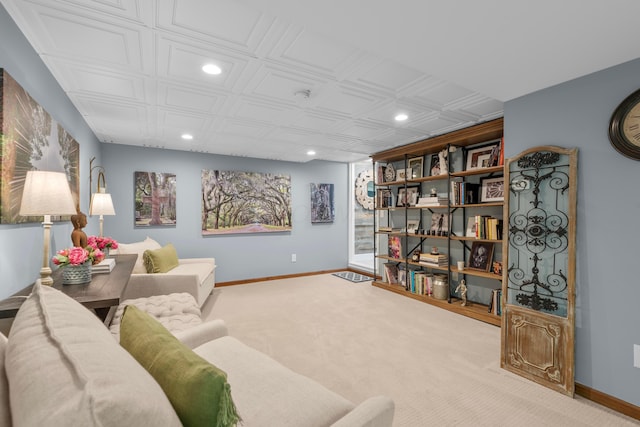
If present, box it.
[114,237,216,307]
[0,283,395,427]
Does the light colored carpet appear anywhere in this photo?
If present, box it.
[202,274,639,426]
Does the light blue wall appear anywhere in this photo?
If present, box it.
[504,58,640,406]
[101,143,349,282]
[0,6,102,298]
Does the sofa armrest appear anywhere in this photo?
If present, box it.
[122,273,200,302]
[330,396,394,427]
[173,319,228,349]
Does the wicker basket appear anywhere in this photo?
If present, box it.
[62,262,92,285]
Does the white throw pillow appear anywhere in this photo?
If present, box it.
[5,283,181,426]
[116,236,162,274]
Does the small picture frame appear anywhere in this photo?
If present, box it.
[396,168,412,180]
[408,156,424,179]
[428,154,441,176]
[480,176,505,202]
[468,241,494,272]
[465,142,500,171]
[396,185,420,207]
[406,219,420,234]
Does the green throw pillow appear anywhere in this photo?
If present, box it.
[119,305,241,427]
[143,243,179,273]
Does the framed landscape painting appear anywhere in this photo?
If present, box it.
[0,69,79,223]
[201,170,291,235]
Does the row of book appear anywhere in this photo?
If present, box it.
[468,215,503,240]
[450,181,480,205]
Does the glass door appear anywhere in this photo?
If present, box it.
[349,160,374,272]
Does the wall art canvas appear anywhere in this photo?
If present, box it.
[310,183,334,223]
[134,171,177,227]
[201,170,291,235]
[0,69,79,223]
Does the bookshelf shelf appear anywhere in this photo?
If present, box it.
[372,118,504,326]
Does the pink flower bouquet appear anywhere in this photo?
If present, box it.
[52,246,105,266]
[87,236,119,251]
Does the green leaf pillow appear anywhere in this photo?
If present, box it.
[143,243,179,273]
[119,305,241,427]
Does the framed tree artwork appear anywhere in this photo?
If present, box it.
[134,172,177,227]
[0,69,80,223]
[201,170,291,235]
[310,183,334,223]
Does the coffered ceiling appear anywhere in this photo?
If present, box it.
[2,0,639,163]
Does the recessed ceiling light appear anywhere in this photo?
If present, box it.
[307,150,316,156]
[202,64,222,75]
[395,113,408,122]
[181,133,193,140]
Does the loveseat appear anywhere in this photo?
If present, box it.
[114,237,216,307]
[0,283,395,427]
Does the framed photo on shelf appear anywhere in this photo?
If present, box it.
[466,217,478,237]
[408,156,424,179]
[480,176,504,202]
[465,142,500,171]
[428,153,441,176]
[383,163,396,182]
[429,212,449,236]
[406,219,420,234]
[396,185,420,207]
[396,168,412,180]
[468,241,494,272]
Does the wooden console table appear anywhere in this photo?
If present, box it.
[0,254,137,325]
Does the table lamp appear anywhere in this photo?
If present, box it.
[90,188,115,237]
[19,170,77,285]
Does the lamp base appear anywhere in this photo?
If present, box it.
[40,267,53,286]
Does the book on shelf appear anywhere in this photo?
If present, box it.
[488,288,502,315]
[92,257,116,274]
[388,235,402,259]
[418,252,448,267]
[466,215,503,240]
[409,271,433,296]
[376,188,394,208]
[383,263,400,285]
[451,181,480,205]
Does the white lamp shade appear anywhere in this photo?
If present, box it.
[90,192,116,216]
[19,171,77,216]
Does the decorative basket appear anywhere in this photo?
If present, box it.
[62,262,92,285]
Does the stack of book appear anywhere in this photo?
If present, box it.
[415,196,448,207]
[92,257,116,274]
[418,252,448,267]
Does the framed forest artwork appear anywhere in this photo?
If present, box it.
[0,69,80,223]
[310,183,334,223]
[201,170,291,235]
[134,171,177,227]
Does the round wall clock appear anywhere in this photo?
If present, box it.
[355,169,374,210]
[609,88,640,160]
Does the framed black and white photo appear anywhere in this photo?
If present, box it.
[465,142,500,171]
[408,156,424,179]
[396,185,420,207]
[468,241,494,272]
[406,219,420,234]
[480,176,504,202]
